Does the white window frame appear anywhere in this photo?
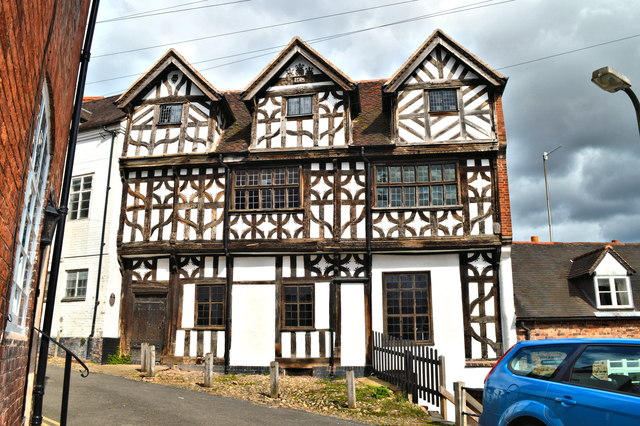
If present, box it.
[69,174,93,220]
[6,84,51,335]
[65,269,88,300]
[594,275,633,309]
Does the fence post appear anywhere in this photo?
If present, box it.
[147,345,156,377]
[439,355,447,420]
[270,361,279,398]
[454,381,466,426]
[404,350,413,402]
[204,353,213,387]
[346,369,356,408]
[141,342,148,373]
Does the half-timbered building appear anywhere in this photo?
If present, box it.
[114,30,517,399]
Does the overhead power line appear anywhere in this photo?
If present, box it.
[93,0,431,58]
[97,0,251,24]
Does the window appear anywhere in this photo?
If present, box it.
[428,89,458,112]
[7,85,51,334]
[508,345,575,379]
[568,345,640,395]
[283,284,314,329]
[375,163,458,207]
[595,276,633,308]
[384,273,432,342]
[287,96,313,116]
[65,270,88,299]
[158,104,183,124]
[196,285,225,327]
[69,174,92,220]
[234,167,300,210]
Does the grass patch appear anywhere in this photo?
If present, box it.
[106,347,131,365]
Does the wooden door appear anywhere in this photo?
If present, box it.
[130,294,167,363]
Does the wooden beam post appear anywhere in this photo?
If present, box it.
[148,345,156,377]
[204,353,214,387]
[346,369,356,409]
[438,355,447,420]
[270,361,279,398]
[140,342,148,372]
[454,381,466,426]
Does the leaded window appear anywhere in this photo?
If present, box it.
[196,285,225,327]
[287,96,313,116]
[375,163,458,207]
[384,273,432,343]
[429,89,458,112]
[69,174,92,220]
[7,85,51,334]
[158,104,183,124]
[595,276,633,309]
[283,284,314,329]
[234,167,300,210]
[65,269,88,299]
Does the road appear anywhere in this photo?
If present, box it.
[42,365,362,425]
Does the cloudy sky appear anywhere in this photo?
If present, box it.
[84,0,640,243]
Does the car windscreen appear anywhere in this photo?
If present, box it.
[508,344,576,380]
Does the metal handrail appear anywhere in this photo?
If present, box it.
[32,327,89,426]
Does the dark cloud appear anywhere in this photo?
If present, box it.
[86,0,640,243]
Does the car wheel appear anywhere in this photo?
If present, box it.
[510,417,546,426]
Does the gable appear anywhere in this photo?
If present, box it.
[140,66,206,101]
[404,45,480,86]
[595,252,631,276]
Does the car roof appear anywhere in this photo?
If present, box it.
[514,338,640,347]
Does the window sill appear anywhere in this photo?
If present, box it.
[230,208,305,214]
[61,297,86,303]
[281,328,316,332]
[286,114,313,120]
[156,122,182,126]
[372,205,462,211]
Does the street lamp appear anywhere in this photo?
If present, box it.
[543,145,562,242]
[591,66,640,137]
[40,198,61,246]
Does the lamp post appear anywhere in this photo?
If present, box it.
[543,145,562,242]
[591,66,640,137]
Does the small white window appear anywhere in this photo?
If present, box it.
[69,174,92,220]
[158,104,182,124]
[65,269,88,299]
[595,276,633,309]
[6,84,51,334]
[287,96,312,116]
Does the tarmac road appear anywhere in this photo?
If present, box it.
[42,365,363,425]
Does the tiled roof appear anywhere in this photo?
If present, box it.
[79,95,125,131]
[512,242,640,319]
[351,80,392,147]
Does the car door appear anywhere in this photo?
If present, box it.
[545,344,640,426]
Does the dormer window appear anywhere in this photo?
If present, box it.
[159,104,183,124]
[595,276,633,309]
[428,89,458,112]
[286,96,312,117]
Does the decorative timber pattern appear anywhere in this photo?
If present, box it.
[123,70,225,157]
[460,251,502,360]
[280,330,332,358]
[466,159,494,236]
[121,168,225,243]
[175,329,226,358]
[253,89,348,149]
[396,45,494,144]
[338,162,366,239]
[282,254,366,279]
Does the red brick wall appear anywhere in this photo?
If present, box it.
[517,320,640,341]
[494,94,512,240]
[0,1,90,424]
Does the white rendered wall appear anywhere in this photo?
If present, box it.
[50,125,124,340]
[372,253,490,416]
[233,257,276,282]
[229,285,275,366]
[499,246,517,349]
[340,283,366,366]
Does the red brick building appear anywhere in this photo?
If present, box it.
[512,241,640,342]
[0,1,91,423]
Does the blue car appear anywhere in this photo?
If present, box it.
[480,338,640,426]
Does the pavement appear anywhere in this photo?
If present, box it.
[42,365,363,425]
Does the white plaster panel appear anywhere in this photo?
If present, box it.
[281,332,291,358]
[296,256,305,278]
[182,284,195,328]
[157,258,170,281]
[230,285,275,366]
[217,331,226,357]
[296,332,306,358]
[233,257,275,281]
[175,330,185,356]
[203,330,212,356]
[190,330,198,357]
[340,284,366,366]
[398,125,423,144]
[315,282,330,329]
[311,331,320,358]
[431,115,460,141]
[218,256,226,278]
[595,253,628,275]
